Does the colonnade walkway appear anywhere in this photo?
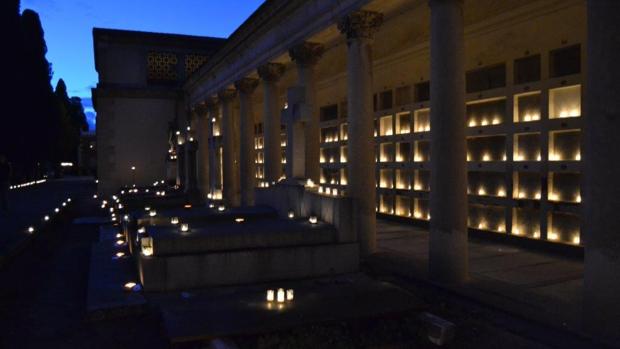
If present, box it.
[371,219,584,336]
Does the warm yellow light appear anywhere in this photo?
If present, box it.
[277,288,285,303]
[116,252,125,258]
[514,153,524,161]
[116,233,123,238]
[497,188,506,197]
[123,282,137,291]
[138,227,146,234]
[535,192,541,200]
[533,231,541,239]
[549,192,559,201]
[481,119,489,126]
[518,192,526,199]
[309,216,318,224]
[478,221,487,230]
[171,217,179,225]
[482,153,491,162]
[27,226,35,233]
[149,210,157,217]
[548,231,559,241]
[414,211,422,219]
[478,188,486,196]
[575,153,581,161]
[116,239,125,246]
[266,289,274,302]
[512,227,521,236]
[537,153,541,161]
[572,235,581,245]
[180,223,189,232]
[468,120,477,127]
[286,289,294,301]
[235,217,245,223]
[218,205,225,212]
[141,238,153,256]
[288,211,294,219]
[576,194,581,203]
[492,117,500,125]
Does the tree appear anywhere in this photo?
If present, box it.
[54,80,88,164]
[20,9,56,178]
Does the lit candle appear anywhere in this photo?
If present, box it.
[218,205,225,212]
[235,217,245,223]
[277,288,285,303]
[171,217,179,225]
[288,211,294,219]
[286,289,294,301]
[266,289,274,302]
[149,210,156,217]
[309,216,318,224]
[180,224,189,232]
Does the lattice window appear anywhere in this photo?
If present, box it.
[147,52,178,82]
[185,54,209,75]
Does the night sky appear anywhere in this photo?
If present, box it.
[21,0,265,131]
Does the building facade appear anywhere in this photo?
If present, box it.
[93,0,620,340]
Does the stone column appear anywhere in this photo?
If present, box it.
[428,0,468,285]
[206,97,219,197]
[194,103,210,198]
[289,42,324,183]
[218,89,240,206]
[583,0,620,340]
[235,78,259,206]
[176,132,186,189]
[338,11,383,257]
[258,63,285,183]
[184,135,201,203]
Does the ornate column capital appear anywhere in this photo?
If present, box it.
[257,63,286,82]
[193,102,208,118]
[428,0,464,9]
[217,89,237,102]
[234,77,259,94]
[338,11,383,40]
[289,42,324,66]
[205,95,219,112]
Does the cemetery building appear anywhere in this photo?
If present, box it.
[92,0,620,340]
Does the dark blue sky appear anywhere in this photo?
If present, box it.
[21,0,265,130]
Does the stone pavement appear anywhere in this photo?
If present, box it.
[0,177,95,268]
[370,219,585,338]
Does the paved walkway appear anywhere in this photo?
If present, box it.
[372,219,584,333]
[0,177,95,267]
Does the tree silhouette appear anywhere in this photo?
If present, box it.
[0,5,87,181]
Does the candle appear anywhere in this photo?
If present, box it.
[277,288,285,303]
[266,289,274,302]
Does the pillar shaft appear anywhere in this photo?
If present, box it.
[219,89,240,206]
[583,0,620,340]
[235,78,259,206]
[290,43,324,183]
[258,63,285,183]
[428,0,468,284]
[195,105,210,198]
[339,11,383,257]
[184,138,201,202]
[176,139,186,188]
